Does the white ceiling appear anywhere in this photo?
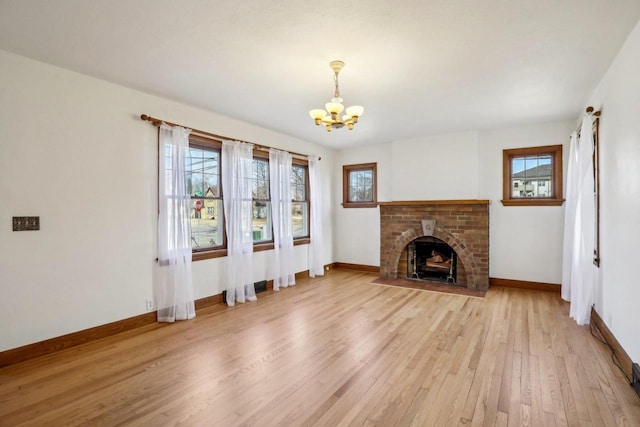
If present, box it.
[1,1,639,148]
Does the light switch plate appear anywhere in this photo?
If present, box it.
[13,216,40,231]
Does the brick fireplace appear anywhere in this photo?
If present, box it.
[380,200,490,291]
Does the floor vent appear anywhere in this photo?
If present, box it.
[254,280,267,294]
[632,363,640,398]
[222,280,267,305]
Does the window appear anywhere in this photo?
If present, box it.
[251,156,272,243]
[291,161,309,238]
[342,163,378,208]
[186,136,224,252]
[501,145,563,206]
[177,135,310,260]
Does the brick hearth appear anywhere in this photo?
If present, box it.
[379,200,490,291]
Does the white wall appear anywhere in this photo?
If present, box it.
[391,131,480,200]
[333,143,392,266]
[478,121,574,283]
[587,18,640,363]
[0,49,334,352]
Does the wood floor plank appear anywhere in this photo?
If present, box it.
[0,270,639,426]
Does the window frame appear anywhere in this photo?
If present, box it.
[342,162,378,208]
[251,151,274,249]
[186,135,227,261]
[501,145,564,206]
[291,158,311,242]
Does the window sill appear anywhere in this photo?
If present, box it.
[500,198,565,207]
[192,238,310,262]
[192,248,227,261]
[342,202,379,209]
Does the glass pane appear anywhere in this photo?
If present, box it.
[511,154,552,198]
[191,199,223,249]
[204,173,219,197]
[349,184,361,202]
[252,201,272,243]
[364,184,373,201]
[186,147,201,196]
[348,169,373,202]
[291,165,306,201]
[164,145,173,170]
[252,159,270,200]
[292,202,308,238]
[350,170,360,187]
[292,184,303,201]
[186,146,220,198]
[203,153,218,175]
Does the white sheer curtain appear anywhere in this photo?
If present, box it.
[156,124,196,322]
[308,155,325,277]
[221,140,257,306]
[269,149,295,290]
[561,131,579,302]
[562,114,596,325]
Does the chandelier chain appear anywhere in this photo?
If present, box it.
[333,72,341,99]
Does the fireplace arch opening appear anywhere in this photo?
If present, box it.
[407,237,458,284]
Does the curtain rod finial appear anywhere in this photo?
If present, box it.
[585,106,601,117]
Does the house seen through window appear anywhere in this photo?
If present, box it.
[511,154,553,198]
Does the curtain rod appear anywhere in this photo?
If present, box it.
[140,114,320,160]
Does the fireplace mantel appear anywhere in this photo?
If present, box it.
[379,199,490,206]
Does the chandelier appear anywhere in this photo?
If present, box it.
[309,60,364,132]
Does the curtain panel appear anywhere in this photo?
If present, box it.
[156,124,196,322]
[269,149,295,290]
[221,141,257,306]
[561,114,596,325]
[561,131,579,303]
[308,155,324,277]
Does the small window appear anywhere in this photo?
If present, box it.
[502,145,563,206]
[342,163,378,208]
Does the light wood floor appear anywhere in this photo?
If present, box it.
[1,270,639,426]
